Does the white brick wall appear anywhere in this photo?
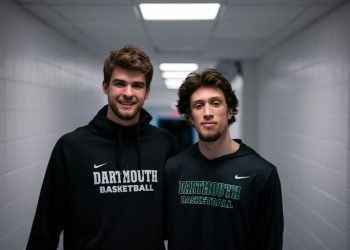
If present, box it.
[247,2,349,249]
[0,0,105,249]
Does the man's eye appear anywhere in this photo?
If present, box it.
[193,103,203,109]
[114,81,125,87]
[212,101,221,107]
[133,83,145,89]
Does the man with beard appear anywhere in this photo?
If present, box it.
[27,45,175,250]
[165,68,284,250]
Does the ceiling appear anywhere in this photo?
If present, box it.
[13,0,344,94]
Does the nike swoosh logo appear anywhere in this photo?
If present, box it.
[235,174,250,180]
[94,163,108,169]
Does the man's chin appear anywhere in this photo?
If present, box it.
[118,111,137,121]
[199,132,221,142]
[110,106,138,121]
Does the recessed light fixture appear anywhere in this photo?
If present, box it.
[160,63,198,71]
[162,71,192,79]
[159,63,199,89]
[165,79,185,89]
[140,3,220,20]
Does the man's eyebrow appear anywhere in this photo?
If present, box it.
[192,96,222,102]
[133,81,146,85]
[111,79,145,85]
[210,96,223,101]
[111,79,124,83]
[191,99,204,104]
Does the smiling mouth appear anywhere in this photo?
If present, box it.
[119,100,135,105]
[119,101,135,108]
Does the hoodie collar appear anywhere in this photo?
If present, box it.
[89,105,152,134]
[190,139,255,163]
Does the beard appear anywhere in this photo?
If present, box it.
[198,131,222,142]
[108,97,143,121]
[110,105,141,121]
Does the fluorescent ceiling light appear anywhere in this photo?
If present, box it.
[140,3,220,20]
[160,63,198,71]
[165,79,184,89]
[160,63,199,89]
[162,71,192,79]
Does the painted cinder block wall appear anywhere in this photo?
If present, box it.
[242,2,349,249]
[0,0,349,249]
[0,0,105,249]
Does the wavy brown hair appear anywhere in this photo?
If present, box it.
[103,45,153,89]
[177,68,239,125]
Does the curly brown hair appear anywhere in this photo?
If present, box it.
[177,68,239,125]
[103,45,153,89]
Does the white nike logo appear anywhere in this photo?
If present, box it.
[94,163,108,169]
[235,174,250,180]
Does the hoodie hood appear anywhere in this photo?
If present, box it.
[88,105,153,170]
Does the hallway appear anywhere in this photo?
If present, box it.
[0,0,349,249]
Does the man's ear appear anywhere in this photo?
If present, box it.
[227,108,234,120]
[102,81,108,94]
[145,88,150,99]
[189,114,194,126]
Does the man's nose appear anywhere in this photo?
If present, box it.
[203,104,213,119]
[123,85,133,97]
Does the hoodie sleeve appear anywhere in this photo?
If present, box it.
[256,166,284,250]
[26,137,68,250]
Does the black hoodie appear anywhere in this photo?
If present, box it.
[165,140,283,250]
[27,105,175,250]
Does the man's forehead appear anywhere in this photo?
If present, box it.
[111,67,146,82]
[191,87,224,101]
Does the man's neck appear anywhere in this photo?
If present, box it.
[106,107,139,126]
[198,133,240,160]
